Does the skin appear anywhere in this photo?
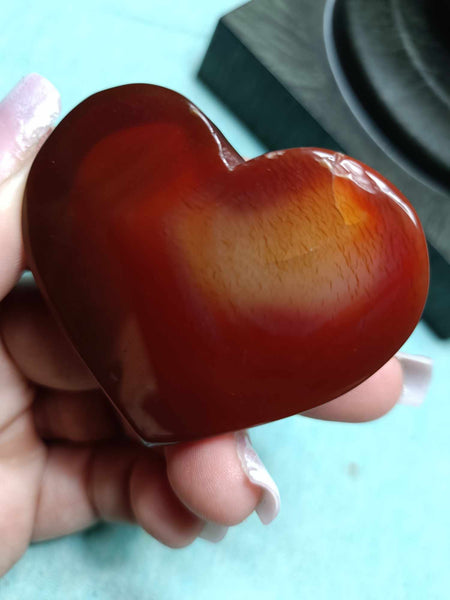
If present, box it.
[0,153,403,577]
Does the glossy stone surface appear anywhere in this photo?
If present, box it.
[23,84,429,443]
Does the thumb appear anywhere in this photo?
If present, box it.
[0,74,60,300]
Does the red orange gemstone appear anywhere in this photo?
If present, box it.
[23,85,429,443]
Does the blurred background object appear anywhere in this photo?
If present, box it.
[199,0,450,338]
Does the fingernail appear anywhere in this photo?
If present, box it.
[199,522,229,543]
[396,352,433,406]
[0,73,60,183]
[235,430,280,525]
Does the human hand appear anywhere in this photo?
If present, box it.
[0,74,432,576]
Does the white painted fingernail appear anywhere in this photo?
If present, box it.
[396,352,433,406]
[235,430,280,525]
[199,522,229,543]
[0,73,60,183]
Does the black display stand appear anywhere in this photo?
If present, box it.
[199,0,450,338]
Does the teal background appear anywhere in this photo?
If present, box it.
[1,1,449,598]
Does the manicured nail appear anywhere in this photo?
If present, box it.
[199,521,229,543]
[396,352,432,406]
[0,73,60,183]
[235,430,280,525]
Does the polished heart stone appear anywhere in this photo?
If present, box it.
[23,84,429,444]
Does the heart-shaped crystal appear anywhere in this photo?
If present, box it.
[23,85,429,443]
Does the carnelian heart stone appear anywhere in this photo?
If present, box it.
[23,84,429,444]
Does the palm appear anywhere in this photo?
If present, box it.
[0,336,46,575]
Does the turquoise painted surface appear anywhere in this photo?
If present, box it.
[1,1,449,598]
